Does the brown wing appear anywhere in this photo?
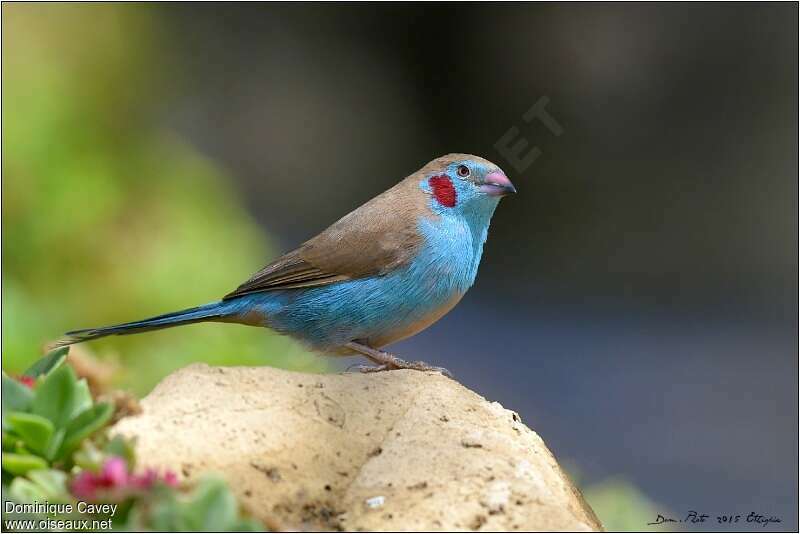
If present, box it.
[223,176,429,300]
[222,250,350,298]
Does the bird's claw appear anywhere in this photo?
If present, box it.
[372,357,453,378]
[346,364,392,374]
[406,361,453,378]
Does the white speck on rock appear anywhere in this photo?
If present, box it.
[481,481,511,513]
[514,459,551,497]
[515,459,533,479]
[365,496,385,509]
[461,430,485,448]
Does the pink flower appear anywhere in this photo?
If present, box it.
[130,468,157,489]
[163,470,179,487]
[70,457,179,502]
[102,457,128,486]
[70,471,101,501]
[131,468,179,489]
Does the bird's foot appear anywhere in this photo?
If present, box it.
[344,342,453,378]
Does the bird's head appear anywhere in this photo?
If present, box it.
[418,153,515,220]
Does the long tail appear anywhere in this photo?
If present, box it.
[54,301,233,347]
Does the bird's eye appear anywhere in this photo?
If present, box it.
[456,165,471,178]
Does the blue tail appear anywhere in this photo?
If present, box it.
[55,301,232,347]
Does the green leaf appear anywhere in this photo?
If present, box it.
[44,429,65,462]
[2,372,34,425]
[73,439,104,471]
[2,453,48,476]
[23,347,68,378]
[8,477,48,503]
[30,364,79,428]
[183,478,238,531]
[147,492,187,532]
[7,413,54,456]
[13,441,32,455]
[3,430,19,451]
[27,468,68,498]
[57,403,113,460]
[70,379,93,419]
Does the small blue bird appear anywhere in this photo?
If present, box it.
[58,154,515,376]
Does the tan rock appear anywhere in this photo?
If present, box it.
[112,363,602,531]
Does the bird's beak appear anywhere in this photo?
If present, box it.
[480,171,516,196]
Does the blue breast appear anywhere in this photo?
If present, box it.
[229,211,493,353]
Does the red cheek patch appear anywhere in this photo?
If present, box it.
[429,175,456,208]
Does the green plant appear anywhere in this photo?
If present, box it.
[2,348,113,473]
[2,349,263,532]
[126,478,262,531]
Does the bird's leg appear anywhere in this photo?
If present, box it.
[344,341,453,378]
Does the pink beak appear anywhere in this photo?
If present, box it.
[480,171,516,196]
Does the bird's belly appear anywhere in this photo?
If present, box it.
[365,293,463,349]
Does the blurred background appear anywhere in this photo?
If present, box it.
[3,3,796,531]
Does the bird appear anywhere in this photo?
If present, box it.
[56,154,516,376]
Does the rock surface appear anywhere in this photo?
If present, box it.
[112,364,602,531]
